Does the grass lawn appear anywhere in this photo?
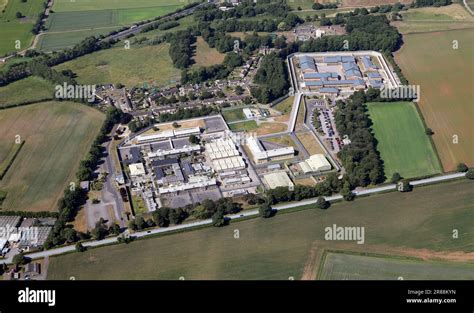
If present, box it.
[394,29,474,171]
[0,101,105,212]
[296,131,325,155]
[256,122,288,136]
[264,135,298,150]
[192,36,225,68]
[274,96,294,115]
[55,43,180,88]
[367,102,442,180]
[0,0,45,55]
[0,76,54,107]
[229,120,258,132]
[319,252,474,280]
[222,107,245,123]
[131,194,148,216]
[47,179,474,280]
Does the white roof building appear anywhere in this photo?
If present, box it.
[299,154,331,173]
[246,137,294,163]
[135,127,200,144]
[243,108,255,119]
[129,163,146,177]
[158,176,216,194]
[263,172,294,190]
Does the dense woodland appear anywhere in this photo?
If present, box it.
[251,53,289,103]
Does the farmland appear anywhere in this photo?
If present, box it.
[47,179,474,279]
[367,102,442,180]
[393,4,474,34]
[0,76,54,108]
[0,101,104,212]
[40,0,190,51]
[55,43,180,88]
[319,252,474,280]
[394,29,474,171]
[0,0,46,55]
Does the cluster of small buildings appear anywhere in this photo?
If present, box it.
[119,116,258,210]
[297,53,386,95]
[294,25,346,41]
[0,216,53,256]
[242,107,269,120]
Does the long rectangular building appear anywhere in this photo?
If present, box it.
[246,137,294,164]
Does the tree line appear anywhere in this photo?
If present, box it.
[44,107,125,249]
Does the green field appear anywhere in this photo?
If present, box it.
[55,43,180,88]
[394,4,474,34]
[367,102,442,180]
[37,28,120,51]
[274,96,294,115]
[47,179,474,279]
[394,29,474,171]
[222,107,245,123]
[0,76,54,107]
[228,120,258,132]
[0,0,46,55]
[319,252,474,280]
[41,0,190,52]
[0,101,104,212]
[52,0,192,12]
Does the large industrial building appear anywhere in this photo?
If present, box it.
[298,154,332,174]
[263,171,294,190]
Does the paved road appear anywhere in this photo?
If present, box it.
[3,172,467,264]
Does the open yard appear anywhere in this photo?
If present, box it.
[192,36,225,68]
[367,102,442,180]
[256,122,288,136]
[296,131,326,155]
[55,43,180,88]
[0,76,54,107]
[229,120,258,132]
[0,0,45,55]
[0,101,104,212]
[394,29,474,171]
[319,252,474,280]
[47,179,474,279]
[222,107,245,123]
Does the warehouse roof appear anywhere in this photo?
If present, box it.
[263,172,294,190]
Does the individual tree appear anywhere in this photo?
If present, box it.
[63,227,77,243]
[16,12,23,19]
[172,122,180,128]
[425,128,434,135]
[316,197,330,210]
[466,169,474,180]
[391,172,402,183]
[212,210,225,227]
[235,86,244,95]
[457,163,468,173]
[134,216,146,230]
[341,184,355,201]
[128,220,137,231]
[12,253,25,267]
[189,134,200,144]
[75,242,86,252]
[259,203,273,218]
